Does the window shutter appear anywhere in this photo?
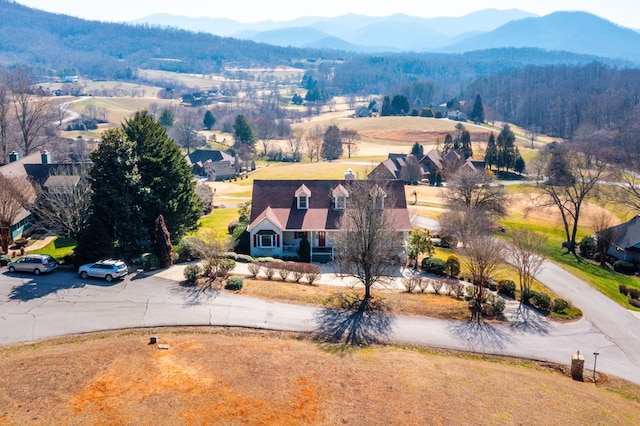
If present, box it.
[253,234,258,247]
[276,234,280,247]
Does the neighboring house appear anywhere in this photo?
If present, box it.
[370,149,481,185]
[600,215,640,263]
[0,150,88,240]
[247,178,411,262]
[185,149,242,181]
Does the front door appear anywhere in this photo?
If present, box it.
[317,231,326,247]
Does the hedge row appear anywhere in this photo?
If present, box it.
[247,261,322,285]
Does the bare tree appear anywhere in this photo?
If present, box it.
[7,67,53,155]
[30,167,92,240]
[531,145,608,255]
[332,180,405,301]
[0,71,14,164]
[305,125,323,163]
[458,234,506,322]
[288,128,304,162]
[340,128,360,159]
[254,116,277,157]
[508,228,546,296]
[0,175,36,253]
[442,169,506,216]
[591,210,618,268]
[171,107,201,154]
[399,155,422,184]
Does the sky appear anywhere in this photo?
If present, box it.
[14,0,640,29]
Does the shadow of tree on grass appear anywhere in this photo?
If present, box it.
[314,293,395,346]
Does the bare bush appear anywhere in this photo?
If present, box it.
[277,265,290,281]
[431,279,443,295]
[402,276,421,293]
[247,262,261,278]
[303,263,322,285]
[291,264,305,283]
[263,262,277,280]
[417,277,430,293]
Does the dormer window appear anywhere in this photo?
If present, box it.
[298,195,308,209]
[332,184,349,210]
[295,184,311,210]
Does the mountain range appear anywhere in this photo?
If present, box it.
[133,9,640,61]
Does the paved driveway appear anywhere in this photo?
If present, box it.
[1,266,639,385]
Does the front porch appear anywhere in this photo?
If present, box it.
[282,231,334,263]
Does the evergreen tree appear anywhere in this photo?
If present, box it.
[497,124,517,171]
[159,109,174,127]
[391,94,410,115]
[471,94,485,123]
[442,133,454,155]
[77,127,148,261]
[321,125,343,160]
[232,114,257,149]
[153,214,173,268]
[514,155,526,175]
[461,129,473,159]
[291,93,303,105]
[410,142,424,157]
[203,110,216,130]
[380,96,392,116]
[485,133,498,170]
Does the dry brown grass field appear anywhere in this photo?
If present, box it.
[1,328,639,425]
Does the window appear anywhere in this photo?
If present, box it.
[335,195,346,209]
[260,234,275,248]
[298,195,308,209]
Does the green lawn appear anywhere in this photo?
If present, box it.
[29,237,77,262]
[191,207,239,240]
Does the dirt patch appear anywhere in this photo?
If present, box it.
[0,328,639,425]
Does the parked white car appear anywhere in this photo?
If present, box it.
[78,260,128,282]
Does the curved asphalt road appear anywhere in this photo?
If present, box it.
[0,265,639,386]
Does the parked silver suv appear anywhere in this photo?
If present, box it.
[7,254,58,275]
[78,259,128,282]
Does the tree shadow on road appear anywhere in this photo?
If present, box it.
[172,281,221,306]
[449,320,515,351]
[509,303,550,335]
[7,278,85,301]
[314,293,395,346]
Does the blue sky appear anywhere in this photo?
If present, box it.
[15,0,639,29]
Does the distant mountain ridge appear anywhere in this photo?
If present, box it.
[132,9,640,61]
[133,9,536,52]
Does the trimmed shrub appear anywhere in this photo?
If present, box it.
[183,264,202,283]
[498,280,516,298]
[221,252,238,260]
[431,279,443,295]
[290,263,305,283]
[532,292,551,311]
[402,276,421,293]
[619,285,629,296]
[629,298,640,308]
[417,277,430,293]
[277,264,290,281]
[215,258,236,278]
[578,235,597,259]
[263,262,278,280]
[521,289,535,305]
[14,238,28,248]
[444,255,461,278]
[1,254,11,266]
[552,298,569,313]
[225,276,244,291]
[629,288,640,300]
[302,263,322,285]
[235,254,253,263]
[247,262,261,278]
[174,237,201,262]
[421,257,446,276]
[613,260,636,274]
[489,294,506,314]
[141,253,160,270]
